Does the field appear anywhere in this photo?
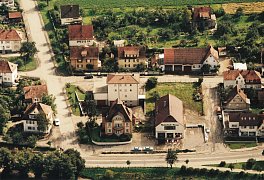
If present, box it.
[223,2,264,14]
[146,83,203,114]
[54,0,264,9]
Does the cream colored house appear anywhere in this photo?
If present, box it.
[0,0,14,7]
[117,46,148,70]
[155,94,185,143]
[223,70,261,89]
[0,60,17,86]
[68,25,94,47]
[0,29,22,53]
[22,103,53,134]
[102,98,133,136]
[224,112,264,137]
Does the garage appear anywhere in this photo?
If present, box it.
[183,65,192,72]
[174,65,182,72]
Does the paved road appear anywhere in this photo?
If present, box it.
[20,0,264,172]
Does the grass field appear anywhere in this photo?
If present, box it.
[227,142,257,149]
[54,0,264,9]
[9,57,38,71]
[223,2,264,14]
[65,85,81,116]
[146,83,203,114]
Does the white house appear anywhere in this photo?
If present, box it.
[0,0,14,7]
[0,60,17,86]
[0,29,22,53]
[22,103,53,134]
[68,25,94,47]
[114,40,125,47]
[163,45,219,73]
[233,63,247,70]
[224,112,264,137]
[60,5,82,25]
[155,94,185,143]
[223,70,261,89]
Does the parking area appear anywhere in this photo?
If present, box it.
[183,127,205,149]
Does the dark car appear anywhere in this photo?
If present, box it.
[84,74,93,79]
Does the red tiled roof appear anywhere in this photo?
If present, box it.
[8,12,22,19]
[223,70,261,83]
[68,25,94,40]
[0,60,17,73]
[105,98,133,122]
[24,103,52,116]
[106,74,139,84]
[164,45,218,65]
[155,94,184,127]
[117,46,146,59]
[23,84,48,101]
[193,7,212,21]
[0,29,21,41]
[70,46,99,59]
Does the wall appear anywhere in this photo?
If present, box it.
[70,58,100,70]
[118,58,147,69]
[155,122,184,138]
[61,17,82,25]
[225,94,249,110]
[0,40,21,52]
[69,40,94,47]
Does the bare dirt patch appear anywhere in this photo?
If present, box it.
[223,2,264,14]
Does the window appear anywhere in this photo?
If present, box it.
[28,126,32,130]
[108,123,111,127]
[126,129,129,133]
[108,129,111,133]
[115,89,117,92]
[130,84,132,86]
[231,124,237,128]
[249,126,254,129]
[126,123,129,126]
[29,115,36,119]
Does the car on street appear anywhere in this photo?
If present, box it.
[84,73,93,79]
[131,147,142,152]
[143,146,154,152]
[54,118,60,126]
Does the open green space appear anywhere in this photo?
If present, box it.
[52,0,263,9]
[146,82,203,114]
[9,57,38,71]
[80,167,261,180]
[207,160,264,171]
[227,142,257,149]
[65,84,82,116]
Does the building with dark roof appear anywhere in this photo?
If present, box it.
[155,94,185,143]
[163,45,218,73]
[223,112,264,137]
[70,46,101,71]
[102,98,133,136]
[68,25,94,47]
[60,5,82,25]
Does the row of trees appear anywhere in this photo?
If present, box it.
[0,147,85,179]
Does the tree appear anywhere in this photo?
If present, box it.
[201,64,211,74]
[235,7,244,18]
[85,92,97,118]
[26,135,37,148]
[13,149,33,177]
[165,149,177,168]
[0,104,10,134]
[0,147,13,176]
[126,160,131,169]
[64,149,85,176]
[104,169,114,179]
[145,77,158,91]
[246,158,256,170]
[135,63,146,72]
[36,113,50,132]
[86,64,94,70]
[219,161,226,167]
[151,91,160,101]
[185,159,189,165]
[30,153,45,178]
[0,4,8,15]
[42,94,57,112]
[228,163,234,171]
[20,42,38,62]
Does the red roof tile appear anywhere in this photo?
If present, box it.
[0,60,17,73]
[118,46,146,59]
[23,84,48,101]
[223,70,261,83]
[193,7,212,21]
[0,29,21,41]
[8,12,22,19]
[68,25,94,40]
[70,46,99,59]
[106,74,139,84]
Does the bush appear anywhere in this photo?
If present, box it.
[119,134,131,142]
[38,2,47,10]
[145,77,157,91]
[219,161,226,167]
[179,165,187,174]
[104,169,114,179]
[246,158,256,169]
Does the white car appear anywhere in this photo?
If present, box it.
[54,118,60,126]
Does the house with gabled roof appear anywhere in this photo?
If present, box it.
[163,45,219,73]
[223,112,264,137]
[102,98,133,136]
[223,70,261,89]
[60,5,82,25]
[8,12,23,23]
[223,86,250,112]
[23,84,48,103]
[70,46,101,71]
[68,25,94,47]
[22,103,54,134]
[155,94,185,143]
[192,7,217,31]
[0,60,17,86]
[0,29,22,53]
[117,46,148,70]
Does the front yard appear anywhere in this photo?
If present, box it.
[146,82,203,115]
[227,142,257,149]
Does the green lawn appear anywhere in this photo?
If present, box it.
[9,57,38,71]
[146,83,203,114]
[206,161,264,171]
[227,142,257,149]
[65,85,81,116]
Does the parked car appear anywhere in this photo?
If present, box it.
[131,147,142,152]
[84,74,93,79]
[205,128,210,133]
[218,114,223,121]
[54,118,60,126]
[143,146,154,151]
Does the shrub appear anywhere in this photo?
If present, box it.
[38,2,47,10]
[104,169,114,179]
[246,158,256,169]
[119,134,131,142]
[219,161,226,167]
[145,77,157,91]
[179,165,187,174]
